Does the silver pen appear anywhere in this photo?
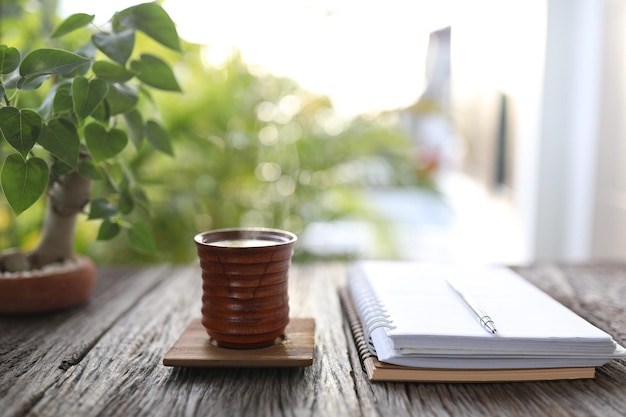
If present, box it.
[446,278,497,334]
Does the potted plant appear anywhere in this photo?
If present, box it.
[0,2,182,313]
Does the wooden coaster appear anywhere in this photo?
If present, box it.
[163,318,315,368]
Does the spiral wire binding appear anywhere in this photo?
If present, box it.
[349,272,395,356]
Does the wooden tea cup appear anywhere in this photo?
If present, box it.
[194,227,297,349]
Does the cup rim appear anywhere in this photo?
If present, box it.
[194,227,297,248]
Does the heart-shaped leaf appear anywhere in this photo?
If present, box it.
[106,83,138,115]
[1,154,48,215]
[0,45,20,74]
[0,107,42,157]
[51,13,95,38]
[92,60,134,82]
[92,29,135,65]
[88,197,118,219]
[17,75,49,90]
[91,100,110,122]
[145,120,173,156]
[84,123,128,162]
[130,186,150,213]
[38,118,80,168]
[19,48,91,87]
[72,76,109,121]
[114,3,181,52]
[50,159,72,177]
[77,158,103,180]
[123,110,144,149]
[118,188,134,215]
[61,43,95,79]
[127,221,157,254]
[97,219,121,240]
[53,84,74,114]
[130,54,181,92]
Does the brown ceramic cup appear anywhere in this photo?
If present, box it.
[193,227,297,349]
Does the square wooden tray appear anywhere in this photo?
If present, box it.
[163,318,315,368]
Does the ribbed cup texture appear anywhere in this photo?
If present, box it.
[194,228,296,349]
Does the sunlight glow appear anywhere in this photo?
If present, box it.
[59,0,454,117]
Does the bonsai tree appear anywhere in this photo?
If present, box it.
[0,2,181,271]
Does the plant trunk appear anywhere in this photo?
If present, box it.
[27,172,91,269]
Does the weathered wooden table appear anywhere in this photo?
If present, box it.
[1,262,626,417]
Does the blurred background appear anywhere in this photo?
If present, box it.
[1,0,624,266]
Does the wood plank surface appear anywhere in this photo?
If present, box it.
[0,265,174,417]
[1,262,625,417]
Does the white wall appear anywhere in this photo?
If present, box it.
[591,0,626,260]
[533,0,604,261]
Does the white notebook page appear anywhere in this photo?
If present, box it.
[355,261,615,354]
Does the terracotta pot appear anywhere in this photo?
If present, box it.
[194,227,297,349]
[0,255,96,315]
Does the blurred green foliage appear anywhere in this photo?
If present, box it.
[1,0,423,264]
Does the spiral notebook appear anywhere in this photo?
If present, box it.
[343,260,626,382]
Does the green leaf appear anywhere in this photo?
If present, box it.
[77,158,102,180]
[51,159,73,175]
[0,45,20,74]
[1,154,48,215]
[88,197,118,219]
[130,54,181,92]
[127,221,157,254]
[60,44,94,79]
[37,83,60,118]
[97,219,121,240]
[0,107,42,158]
[93,61,133,82]
[91,100,110,122]
[18,49,91,87]
[38,118,80,168]
[84,123,128,162]
[131,186,150,213]
[114,3,181,52]
[105,83,138,115]
[53,85,74,114]
[51,13,95,38]
[92,30,135,65]
[72,76,109,121]
[118,188,134,215]
[17,75,49,90]
[145,120,173,156]
[123,110,144,149]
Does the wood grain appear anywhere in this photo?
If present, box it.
[0,265,174,417]
[162,318,315,367]
[1,262,625,417]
